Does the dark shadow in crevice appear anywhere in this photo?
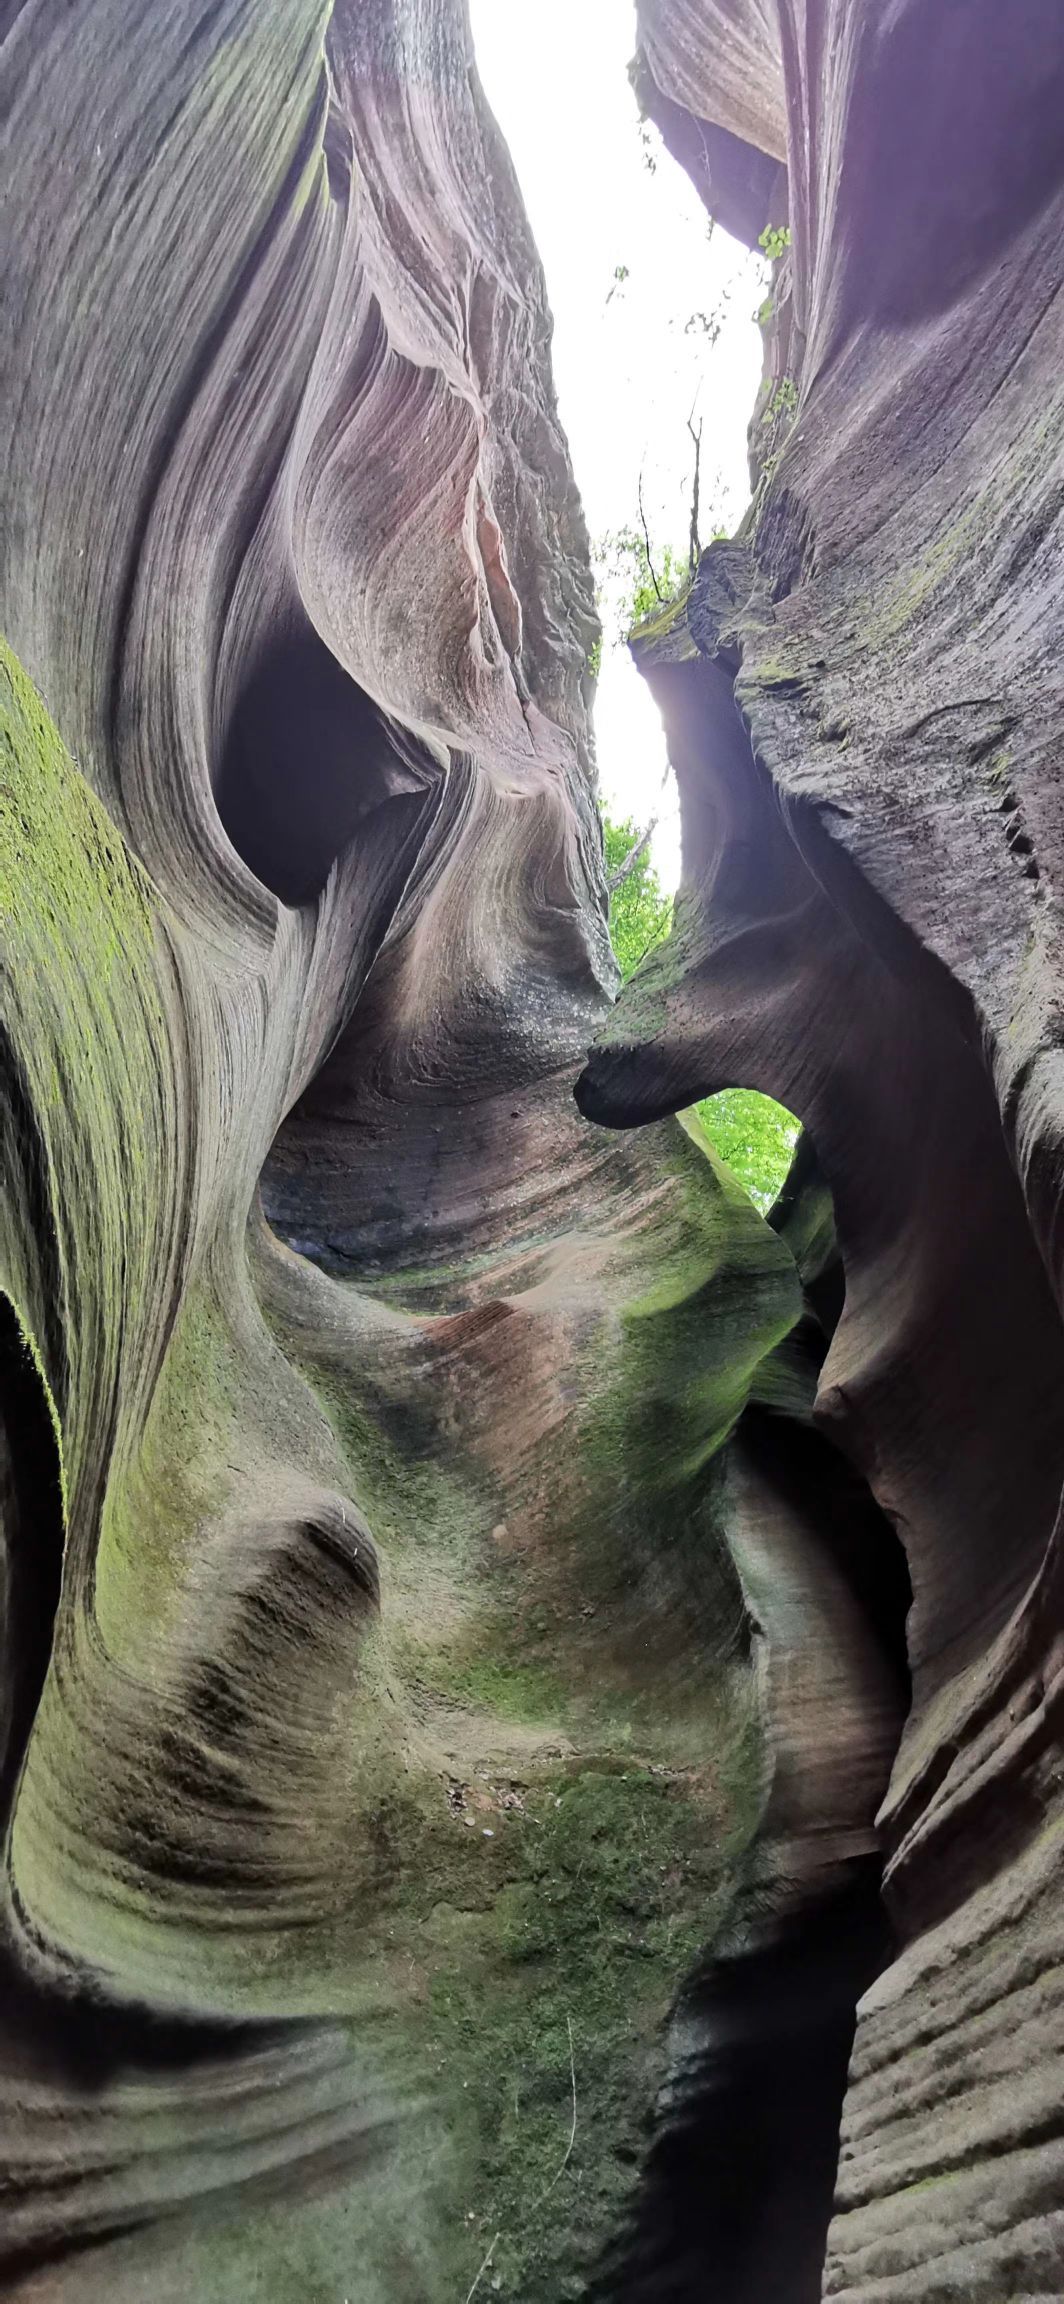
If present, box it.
[767,1124,846,1340]
[576,530,1064,2304]
[594,1861,891,2304]
[595,1397,913,2301]
[744,1402,913,1695]
[215,624,427,906]
[0,1292,66,1832]
[585,1143,913,2302]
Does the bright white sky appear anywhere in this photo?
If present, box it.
[469,0,764,888]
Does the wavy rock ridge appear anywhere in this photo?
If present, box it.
[1,0,1061,2298]
[0,1,899,2295]
[580,1,1064,2296]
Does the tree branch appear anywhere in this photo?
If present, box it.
[606,817,657,892]
[687,411,702,576]
[637,471,662,601]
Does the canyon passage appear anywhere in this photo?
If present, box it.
[2,2,1064,2299]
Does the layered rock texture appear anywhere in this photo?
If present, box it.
[0,0,1061,2299]
[580,0,1064,2296]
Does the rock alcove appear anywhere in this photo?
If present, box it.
[2,2,1064,2300]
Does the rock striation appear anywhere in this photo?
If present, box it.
[1,0,1060,2298]
[580,0,1064,2295]
[0,1,905,2296]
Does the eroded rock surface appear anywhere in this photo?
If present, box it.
[3,0,1059,2297]
[579,0,1064,2295]
[0,2,907,2298]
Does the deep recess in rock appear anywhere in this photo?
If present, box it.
[3,0,1064,2300]
[215,626,430,905]
[0,1291,65,1827]
[582,1397,912,2304]
[593,1861,893,2304]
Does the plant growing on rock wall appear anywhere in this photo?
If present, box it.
[754,222,791,325]
[757,222,791,263]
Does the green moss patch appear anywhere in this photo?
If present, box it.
[371,1758,741,2303]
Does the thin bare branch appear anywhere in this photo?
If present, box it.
[606,818,657,892]
[687,412,703,576]
[637,470,662,601]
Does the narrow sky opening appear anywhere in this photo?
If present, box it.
[469,0,764,891]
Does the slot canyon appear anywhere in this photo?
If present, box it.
[1,1,1064,2297]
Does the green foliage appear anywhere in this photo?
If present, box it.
[765,375,798,421]
[601,810,800,1210]
[630,542,687,625]
[592,527,689,647]
[691,1089,799,1213]
[601,812,673,979]
[755,223,791,325]
[758,222,792,262]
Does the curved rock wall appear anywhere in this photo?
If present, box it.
[5,0,1056,2294]
[0,1,910,2298]
[579,1,1064,2294]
